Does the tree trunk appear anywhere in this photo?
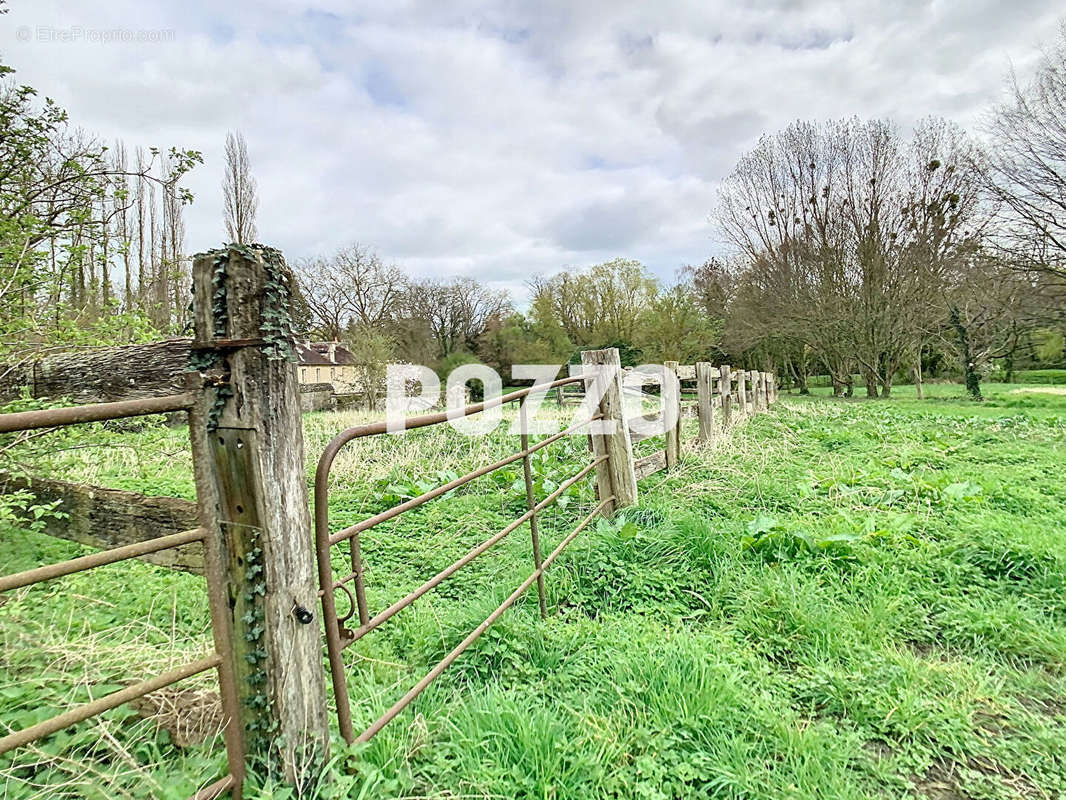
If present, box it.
[913,364,924,400]
[787,354,809,395]
[950,305,982,401]
[863,370,878,398]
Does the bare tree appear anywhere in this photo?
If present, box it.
[222,130,258,244]
[404,277,511,358]
[942,254,1038,399]
[296,244,407,340]
[716,116,985,396]
[982,22,1066,286]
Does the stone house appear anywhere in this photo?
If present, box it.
[296,341,359,392]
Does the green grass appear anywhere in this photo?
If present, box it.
[2,383,1065,798]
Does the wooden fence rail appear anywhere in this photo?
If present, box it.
[612,360,778,486]
[0,240,779,796]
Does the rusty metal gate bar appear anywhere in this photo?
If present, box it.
[0,393,244,800]
[314,374,614,745]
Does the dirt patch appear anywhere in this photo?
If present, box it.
[913,757,1044,800]
[967,755,1043,799]
[1008,387,1066,395]
[129,687,222,747]
[972,709,1008,735]
[1017,695,1066,717]
[914,760,965,800]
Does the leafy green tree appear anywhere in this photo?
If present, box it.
[0,51,200,356]
[477,312,573,374]
[636,285,720,363]
[530,258,659,347]
[343,323,396,410]
[1033,328,1065,365]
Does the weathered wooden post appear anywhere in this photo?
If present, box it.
[696,362,715,442]
[581,348,637,512]
[748,370,760,412]
[719,365,733,429]
[664,360,681,468]
[188,244,329,784]
[736,366,747,415]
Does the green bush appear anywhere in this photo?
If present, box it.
[1013,369,1066,385]
[436,352,488,399]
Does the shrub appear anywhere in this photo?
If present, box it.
[1013,369,1066,385]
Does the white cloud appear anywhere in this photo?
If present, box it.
[4,0,1062,302]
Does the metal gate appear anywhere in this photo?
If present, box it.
[314,375,615,744]
[0,393,244,800]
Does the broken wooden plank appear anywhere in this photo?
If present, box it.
[634,448,667,481]
[0,473,203,574]
[0,340,194,404]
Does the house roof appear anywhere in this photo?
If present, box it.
[295,343,331,365]
[296,341,357,366]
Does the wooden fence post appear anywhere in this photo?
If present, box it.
[736,366,747,415]
[189,245,329,783]
[664,360,681,468]
[763,372,773,406]
[581,348,637,511]
[696,362,715,442]
[718,364,733,429]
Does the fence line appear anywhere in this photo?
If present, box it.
[0,393,243,800]
[313,346,777,747]
[0,241,780,795]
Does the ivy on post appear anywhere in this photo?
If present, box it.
[187,244,329,785]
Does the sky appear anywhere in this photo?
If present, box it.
[4,0,1063,303]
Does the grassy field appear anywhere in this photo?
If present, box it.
[2,382,1065,799]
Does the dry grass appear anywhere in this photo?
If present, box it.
[1009,387,1066,395]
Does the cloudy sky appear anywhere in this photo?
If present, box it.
[4,0,1063,301]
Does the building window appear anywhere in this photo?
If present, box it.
[331,367,336,380]
[316,368,321,382]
